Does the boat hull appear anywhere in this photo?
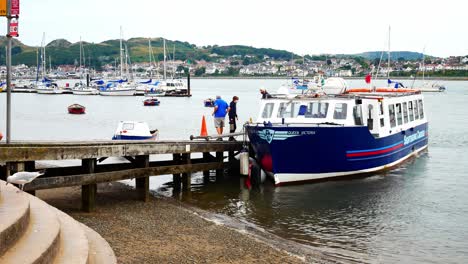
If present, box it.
[99,89,135,96]
[112,135,155,140]
[36,87,63,94]
[246,123,428,186]
[72,89,99,95]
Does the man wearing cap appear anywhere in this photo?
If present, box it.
[212,95,230,139]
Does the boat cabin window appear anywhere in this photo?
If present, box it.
[418,99,424,119]
[408,101,415,121]
[389,104,396,128]
[333,103,348,120]
[305,102,328,118]
[403,102,408,124]
[367,105,374,130]
[414,100,420,120]
[379,101,384,115]
[122,123,135,130]
[277,102,300,118]
[261,103,274,118]
[353,105,363,125]
[396,103,403,126]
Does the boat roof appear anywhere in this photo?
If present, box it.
[263,91,422,101]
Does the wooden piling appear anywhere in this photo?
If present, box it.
[216,151,223,179]
[81,158,97,212]
[182,153,191,191]
[135,155,150,202]
[202,152,210,180]
[172,154,181,192]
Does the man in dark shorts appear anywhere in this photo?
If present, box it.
[212,95,230,139]
[228,96,239,141]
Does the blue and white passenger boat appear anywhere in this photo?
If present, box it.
[112,121,158,140]
[246,85,428,186]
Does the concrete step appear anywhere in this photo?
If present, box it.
[0,181,31,256]
[52,208,89,264]
[80,223,117,264]
[0,195,61,264]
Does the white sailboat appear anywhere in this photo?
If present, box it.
[35,33,63,94]
[413,47,446,92]
[144,39,188,97]
[100,27,136,96]
[72,37,99,95]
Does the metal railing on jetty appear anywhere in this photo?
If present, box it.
[0,138,243,212]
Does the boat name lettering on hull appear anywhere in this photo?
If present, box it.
[404,130,425,145]
[258,129,314,144]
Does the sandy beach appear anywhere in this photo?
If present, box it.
[36,182,306,264]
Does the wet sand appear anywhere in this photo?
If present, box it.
[36,183,306,264]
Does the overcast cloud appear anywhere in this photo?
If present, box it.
[3,0,467,57]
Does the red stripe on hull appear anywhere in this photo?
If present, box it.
[346,143,404,158]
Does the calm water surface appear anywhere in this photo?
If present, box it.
[1,79,467,263]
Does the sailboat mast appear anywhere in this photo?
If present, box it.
[163,39,167,80]
[422,47,426,81]
[148,39,152,78]
[42,33,46,78]
[79,36,82,75]
[120,26,124,78]
[387,26,391,80]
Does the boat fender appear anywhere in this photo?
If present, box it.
[240,151,249,175]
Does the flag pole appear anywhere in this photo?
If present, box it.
[6,0,12,143]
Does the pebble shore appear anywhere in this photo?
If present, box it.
[37,182,306,263]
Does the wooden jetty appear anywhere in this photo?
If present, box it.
[0,139,244,212]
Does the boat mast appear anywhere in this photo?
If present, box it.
[79,36,82,76]
[42,33,46,78]
[387,25,391,80]
[120,26,124,79]
[148,39,152,78]
[422,46,426,81]
[172,44,175,79]
[35,48,39,82]
[163,39,167,80]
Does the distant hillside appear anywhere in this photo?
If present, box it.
[0,37,298,69]
[354,51,425,61]
[0,36,438,70]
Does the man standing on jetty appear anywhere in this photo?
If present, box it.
[228,96,239,141]
[212,95,230,140]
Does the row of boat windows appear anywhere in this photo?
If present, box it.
[166,83,184,87]
[388,99,424,128]
[261,102,349,120]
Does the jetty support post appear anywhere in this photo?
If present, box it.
[182,153,191,191]
[172,154,182,192]
[202,152,210,181]
[187,72,191,96]
[216,151,223,180]
[135,155,150,202]
[81,158,97,212]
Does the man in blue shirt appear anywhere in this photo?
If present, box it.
[212,95,230,139]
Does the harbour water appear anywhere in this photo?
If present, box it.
[1,79,467,263]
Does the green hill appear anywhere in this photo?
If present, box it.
[354,51,425,61]
[0,36,435,70]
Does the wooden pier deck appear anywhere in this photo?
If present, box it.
[0,140,244,211]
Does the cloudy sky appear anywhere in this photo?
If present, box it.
[4,0,467,57]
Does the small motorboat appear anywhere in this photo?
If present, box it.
[112,121,158,140]
[68,104,86,114]
[143,98,160,106]
[204,98,215,107]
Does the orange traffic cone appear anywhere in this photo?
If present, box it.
[200,116,208,137]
